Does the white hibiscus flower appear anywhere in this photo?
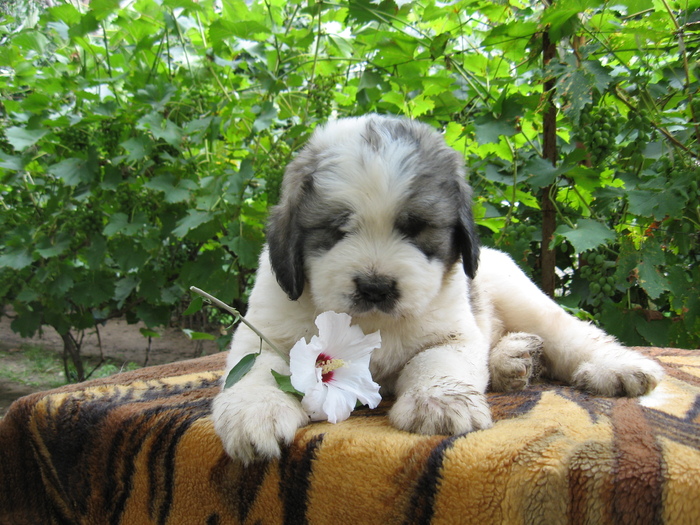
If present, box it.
[289,311,382,423]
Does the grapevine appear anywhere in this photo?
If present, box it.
[0,0,698,364]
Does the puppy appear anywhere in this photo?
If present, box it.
[212,114,664,463]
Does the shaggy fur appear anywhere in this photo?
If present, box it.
[212,114,664,464]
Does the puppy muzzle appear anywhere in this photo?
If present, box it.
[352,274,400,313]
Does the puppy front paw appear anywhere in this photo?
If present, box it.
[572,353,664,397]
[489,332,544,392]
[212,385,309,464]
[389,380,493,435]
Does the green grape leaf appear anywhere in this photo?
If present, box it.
[4,126,48,151]
[555,219,615,253]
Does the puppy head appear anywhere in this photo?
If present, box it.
[266,114,479,317]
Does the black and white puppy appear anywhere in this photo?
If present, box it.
[212,114,664,463]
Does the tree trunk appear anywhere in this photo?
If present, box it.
[61,332,85,382]
[540,29,558,298]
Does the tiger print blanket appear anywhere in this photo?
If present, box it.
[1,346,699,524]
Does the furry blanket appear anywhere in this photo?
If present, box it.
[1,346,699,524]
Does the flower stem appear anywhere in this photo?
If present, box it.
[189,286,289,363]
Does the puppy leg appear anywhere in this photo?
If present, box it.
[476,248,664,397]
[389,343,493,435]
[489,332,543,392]
[212,330,309,464]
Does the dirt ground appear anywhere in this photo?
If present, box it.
[0,314,221,416]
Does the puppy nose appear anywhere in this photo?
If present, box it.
[354,275,398,304]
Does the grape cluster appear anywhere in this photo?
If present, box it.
[98,119,125,157]
[578,105,624,164]
[113,183,155,220]
[75,206,103,235]
[0,268,19,299]
[580,251,616,310]
[656,158,699,209]
[308,75,339,120]
[623,108,654,164]
[691,98,700,121]
[0,134,13,155]
[499,222,538,265]
[689,177,699,206]
[57,125,92,153]
[115,184,137,213]
[63,204,105,249]
[663,163,700,255]
[260,139,292,206]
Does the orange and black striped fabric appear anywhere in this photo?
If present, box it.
[1,347,699,524]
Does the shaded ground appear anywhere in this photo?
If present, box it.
[0,377,37,416]
[0,314,221,416]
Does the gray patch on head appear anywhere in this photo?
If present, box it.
[266,142,334,299]
[362,116,421,152]
[300,206,352,255]
[265,176,313,300]
[397,172,474,269]
[358,116,480,276]
[266,140,355,299]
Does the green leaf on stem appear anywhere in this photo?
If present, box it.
[182,328,216,341]
[183,296,204,316]
[140,327,161,338]
[271,369,304,397]
[224,353,258,389]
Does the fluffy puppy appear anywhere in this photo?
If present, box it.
[212,114,664,463]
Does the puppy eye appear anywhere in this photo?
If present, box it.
[331,212,352,232]
[327,211,353,242]
[398,216,429,238]
[331,226,348,241]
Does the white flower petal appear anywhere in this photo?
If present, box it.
[302,382,329,421]
[314,312,355,350]
[322,384,356,424]
[336,331,382,363]
[289,336,322,393]
[333,366,382,408]
[315,312,382,362]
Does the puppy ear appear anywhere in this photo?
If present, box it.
[455,178,480,279]
[265,160,313,301]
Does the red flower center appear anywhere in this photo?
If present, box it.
[316,353,345,383]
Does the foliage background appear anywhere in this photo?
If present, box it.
[1,0,698,379]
